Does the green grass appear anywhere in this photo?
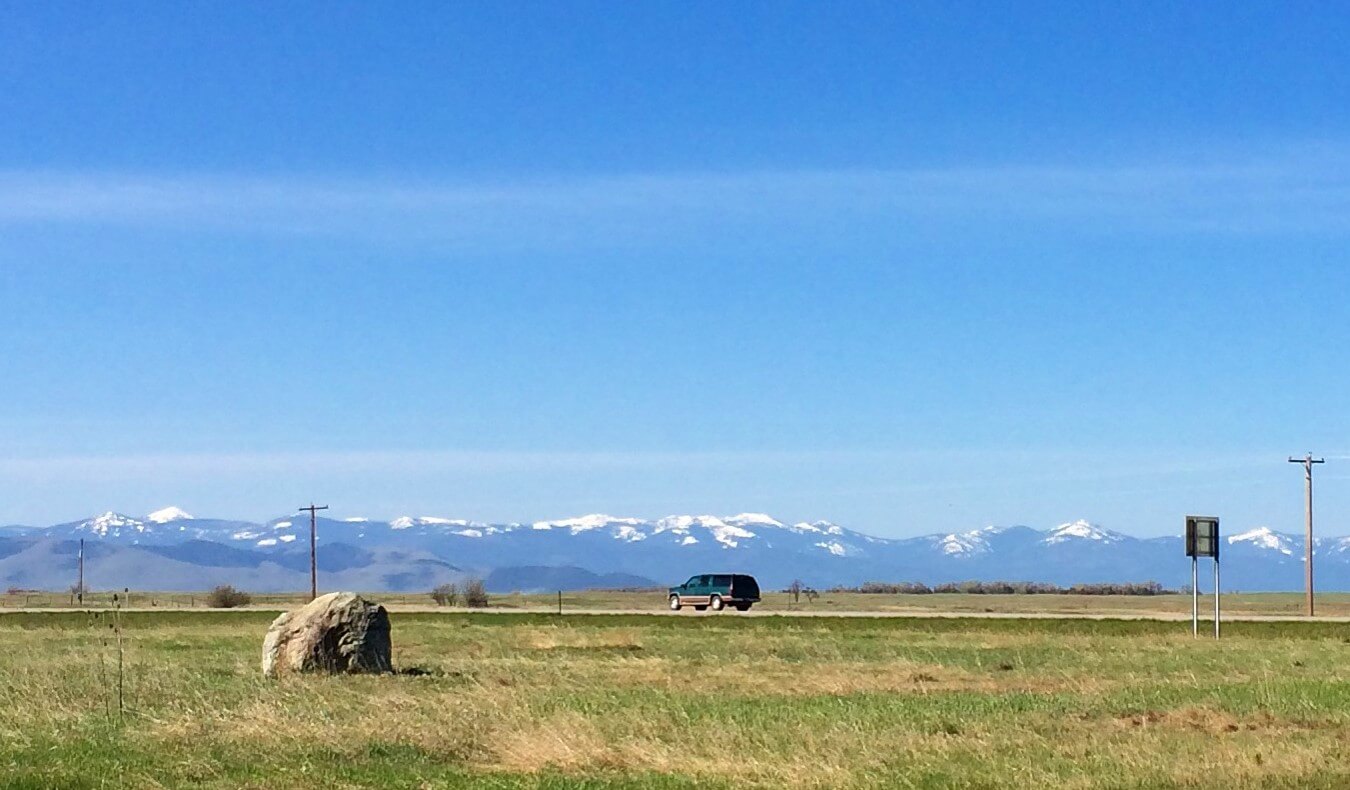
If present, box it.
[2,611,1350,788]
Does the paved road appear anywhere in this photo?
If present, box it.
[5,605,1349,623]
[450,607,1350,623]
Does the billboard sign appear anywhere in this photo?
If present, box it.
[1185,516,1220,559]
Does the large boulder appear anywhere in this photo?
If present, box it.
[261,592,392,678]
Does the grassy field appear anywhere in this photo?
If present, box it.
[2,610,1350,788]
[9,588,1350,618]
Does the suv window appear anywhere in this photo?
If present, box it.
[713,575,732,586]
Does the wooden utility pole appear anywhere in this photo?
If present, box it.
[299,503,329,602]
[77,538,84,605]
[1288,454,1325,617]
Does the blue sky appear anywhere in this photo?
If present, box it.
[2,2,1349,535]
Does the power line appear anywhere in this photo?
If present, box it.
[298,503,329,602]
[1287,454,1325,617]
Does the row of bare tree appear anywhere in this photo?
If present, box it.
[429,579,489,607]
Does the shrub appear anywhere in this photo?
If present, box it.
[206,585,251,608]
[853,581,933,595]
[429,583,459,606]
[463,578,489,608]
[828,580,1174,596]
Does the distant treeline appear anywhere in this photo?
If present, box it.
[827,581,1174,596]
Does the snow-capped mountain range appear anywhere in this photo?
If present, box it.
[0,509,1344,593]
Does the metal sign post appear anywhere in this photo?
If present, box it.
[1214,552,1220,639]
[1185,516,1220,640]
[1191,555,1198,637]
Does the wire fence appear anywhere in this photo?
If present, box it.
[0,589,630,610]
[0,591,202,608]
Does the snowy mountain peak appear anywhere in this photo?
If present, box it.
[79,511,146,536]
[725,513,784,527]
[655,515,727,532]
[145,506,194,524]
[934,529,992,556]
[789,520,847,536]
[1043,520,1122,545]
[23,508,1350,594]
[390,516,474,530]
[1228,526,1295,556]
[708,522,756,547]
[532,514,642,532]
[652,515,758,547]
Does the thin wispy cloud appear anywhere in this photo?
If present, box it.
[3,150,1350,249]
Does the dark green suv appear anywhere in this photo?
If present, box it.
[668,573,760,612]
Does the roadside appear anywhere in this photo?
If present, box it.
[4,604,1349,623]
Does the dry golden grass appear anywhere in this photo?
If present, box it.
[3,612,1350,788]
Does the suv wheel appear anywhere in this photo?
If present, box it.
[669,595,681,611]
[709,595,724,611]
